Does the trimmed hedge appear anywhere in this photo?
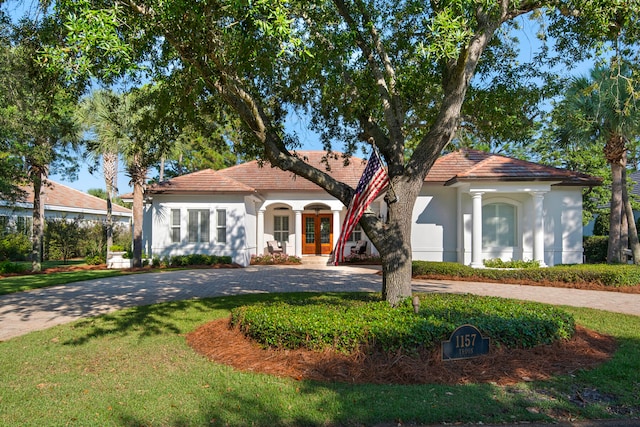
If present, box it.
[250,253,302,265]
[412,261,640,288]
[230,293,575,354]
[151,254,233,268]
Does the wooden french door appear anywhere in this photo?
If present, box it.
[302,213,333,255]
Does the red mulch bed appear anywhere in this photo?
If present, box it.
[187,317,617,386]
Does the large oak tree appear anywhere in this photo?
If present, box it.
[48,0,639,304]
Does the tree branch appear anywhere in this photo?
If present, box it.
[407,1,541,179]
[333,0,404,159]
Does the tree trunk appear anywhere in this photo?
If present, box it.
[621,199,628,253]
[103,151,118,257]
[132,175,144,268]
[622,163,640,263]
[376,178,419,306]
[608,160,624,263]
[30,172,44,272]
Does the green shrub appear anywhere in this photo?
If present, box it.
[165,254,233,267]
[77,222,106,258]
[412,261,640,288]
[593,213,609,236]
[250,253,302,265]
[45,217,82,263]
[230,294,575,354]
[483,258,540,268]
[109,244,126,252]
[0,233,30,261]
[85,255,105,265]
[412,261,476,278]
[583,236,608,263]
[0,261,28,274]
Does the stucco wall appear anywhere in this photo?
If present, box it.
[456,185,584,266]
[142,183,586,268]
[145,194,252,266]
[543,187,584,265]
[411,186,457,262]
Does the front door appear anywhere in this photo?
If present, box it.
[302,213,333,255]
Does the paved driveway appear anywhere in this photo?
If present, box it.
[1,265,640,341]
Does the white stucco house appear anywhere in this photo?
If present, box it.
[0,180,132,234]
[140,150,601,267]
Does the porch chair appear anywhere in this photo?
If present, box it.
[350,240,367,256]
[267,240,284,255]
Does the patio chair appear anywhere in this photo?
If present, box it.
[267,240,284,255]
[350,240,367,256]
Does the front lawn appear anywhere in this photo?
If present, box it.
[0,269,125,296]
[1,292,639,426]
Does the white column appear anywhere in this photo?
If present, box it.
[531,191,547,267]
[294,209,303,257]
[332,209,341,253]
[257,209,265,255]
[470,192,484,268]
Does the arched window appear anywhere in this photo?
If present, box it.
[482,203,516,247]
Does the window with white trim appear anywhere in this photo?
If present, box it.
[0,215,9,236]
[216,209,227,243]
[482,203,516,247]
[274,215,289,244]
[188,209,210,243]
[170,209,181,243]
[16,216,32,236]
[347,224,363,242]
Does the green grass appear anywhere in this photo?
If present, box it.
[1,292,639,426]
[0,269,125,296]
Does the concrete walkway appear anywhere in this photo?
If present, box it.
[1,264,640,341]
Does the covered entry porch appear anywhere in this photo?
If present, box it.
[256,200,343,257]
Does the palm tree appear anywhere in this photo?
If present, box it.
[77,90,123,258]
[554,62,640,263]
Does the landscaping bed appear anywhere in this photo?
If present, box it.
[412,261,640,293]
[188,319,615,385]
[188,293,617,385]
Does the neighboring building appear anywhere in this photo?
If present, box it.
[0,180,132,235]
[140,150,601,267]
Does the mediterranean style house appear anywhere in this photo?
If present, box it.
[140,150,601,267]
[0,180,132,234]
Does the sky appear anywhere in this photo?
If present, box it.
[46,12,595,196]
[49,110,326,195]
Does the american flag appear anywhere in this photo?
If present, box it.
[334,151,389,265]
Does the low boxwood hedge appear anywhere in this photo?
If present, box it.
[230,293,575,355]
[412,261,640,288]
[151,254,233,268]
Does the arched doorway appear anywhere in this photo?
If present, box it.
[302,205,333,255]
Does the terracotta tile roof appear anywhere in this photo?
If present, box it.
[148,168,257,194]
[17,180,132,215]
[147,151,367,194]
[428,150,602,186]
[147,149,601,195]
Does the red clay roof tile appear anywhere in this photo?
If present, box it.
[18,181,131,214]
[146,149,602,195]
